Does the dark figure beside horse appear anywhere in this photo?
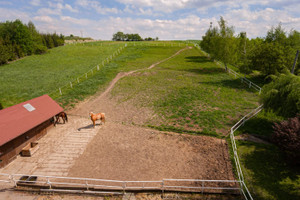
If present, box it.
[54,112,68,126]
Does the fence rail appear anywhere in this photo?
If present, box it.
[0,173,242,195]
[229,105,263,200]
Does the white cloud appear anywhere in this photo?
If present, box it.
[30,0,40,6]
[60,16,94,26]
[93,15,211,40]
[0,8,31,22]
[1,0,299,41]
[37,8,61,16]
[33,15,54,23]
[65,4,78,13]
[116,0,190,13]
[75,0,120,15]
[222,6,300,38]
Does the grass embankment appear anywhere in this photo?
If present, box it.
[111,47,259,136]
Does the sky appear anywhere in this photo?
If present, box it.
[0,0,299,40]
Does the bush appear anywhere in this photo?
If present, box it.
[272,115,300,165]
[0,43,9,64]
[261,74,300,118]
[34,44,47,54]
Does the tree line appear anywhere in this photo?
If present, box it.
[201,17,300,165]
[0,19,64,65]
[112,31,158,41]
[201,17,300,77]
[201,17,300,118]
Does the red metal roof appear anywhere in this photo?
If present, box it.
[0,95,63,146]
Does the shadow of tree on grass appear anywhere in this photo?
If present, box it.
[198,79,253,91]
[239,141,300,200]
[185,55,211,63]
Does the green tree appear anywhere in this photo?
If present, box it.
[248,24,295,76]
[265,23,287,45]
[217,17,238,71]
[27,21,47,54]
[261,74,300,118]
[112,32,143,41]
[203,17,237,71]
[0,38,10,64]
[42,33,54,48]
[9,19,33,56]
[112,31,125,41]
[249,42,294,75]
[201,22,218,54]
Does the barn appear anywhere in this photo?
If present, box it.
[0,95,64,168]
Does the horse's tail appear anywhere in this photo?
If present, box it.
[65,112,68,122]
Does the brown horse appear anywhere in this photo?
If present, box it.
[54,112,68,126]
[89,112,105,128]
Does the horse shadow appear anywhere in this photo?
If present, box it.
[77,124,95,131]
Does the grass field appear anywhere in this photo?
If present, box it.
[0,41,184,108]
[54,43,184,107]
[0,42,124,107]
[237,140,300,200]
[111,47,259,136]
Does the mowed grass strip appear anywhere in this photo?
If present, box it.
[111,47,259,136]
[0,42,123,107]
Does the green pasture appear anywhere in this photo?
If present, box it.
[0,41,123,107]
[237,140,300,200]
[0,41,184,108]
[111,47,259,136]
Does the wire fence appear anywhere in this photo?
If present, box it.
[48,44,127,99]
[49,42,188,99]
